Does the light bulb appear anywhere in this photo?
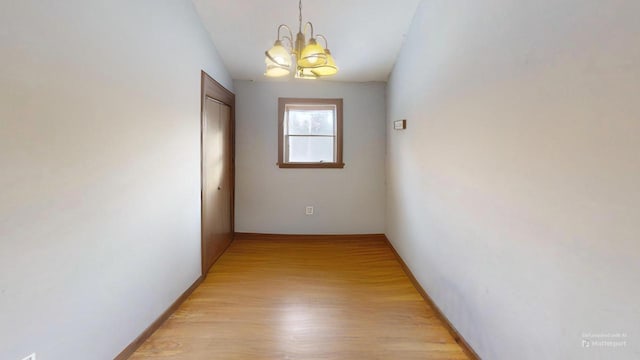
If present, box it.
[298,38,326,68]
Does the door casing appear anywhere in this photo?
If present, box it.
[200,71,235,276]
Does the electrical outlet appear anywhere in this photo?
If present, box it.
[305,206,314,215]
[22,354,36,360]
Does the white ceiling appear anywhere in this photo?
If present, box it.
[192,0,422,82]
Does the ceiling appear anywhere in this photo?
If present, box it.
[192,0,422,82]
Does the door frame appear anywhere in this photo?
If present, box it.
[200,70,235,276]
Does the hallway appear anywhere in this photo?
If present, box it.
[130,234,469,359]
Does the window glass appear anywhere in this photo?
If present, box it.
[287,108,335,136]
[288,136,335,162]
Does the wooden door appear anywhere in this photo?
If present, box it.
[202,97,233,274]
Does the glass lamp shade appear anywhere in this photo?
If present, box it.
[265,63,290,77]
[295,67,318,80]
[264,40,291,77]
[298,38,327,68]
[310,49,338,76]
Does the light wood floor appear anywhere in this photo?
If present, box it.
[130,234,469,359]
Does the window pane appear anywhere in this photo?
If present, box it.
[287,108,335,135]
[288,136,335,162]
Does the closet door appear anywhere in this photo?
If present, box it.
[202,97,232,274]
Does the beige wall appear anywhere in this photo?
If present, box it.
[0,1,231,359]
[234,80,386,234]
[386,0,640,358]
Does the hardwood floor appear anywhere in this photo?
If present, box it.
[129,234,470,359]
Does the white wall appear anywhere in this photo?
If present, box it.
[0,1,231,359]
[387,1,640,359]
[234,80,386,234]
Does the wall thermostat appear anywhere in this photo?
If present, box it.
[394,119,407,130]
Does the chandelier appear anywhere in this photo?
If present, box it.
[264,0,338,79]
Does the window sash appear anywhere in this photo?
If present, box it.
[283,106,337,163]
[284,106,336,136]
[284,134,337,163]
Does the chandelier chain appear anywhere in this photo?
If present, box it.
[298,0,303,32]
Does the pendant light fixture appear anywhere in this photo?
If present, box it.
[264,0,338,79]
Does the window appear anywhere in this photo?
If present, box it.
[278,98,344,168]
